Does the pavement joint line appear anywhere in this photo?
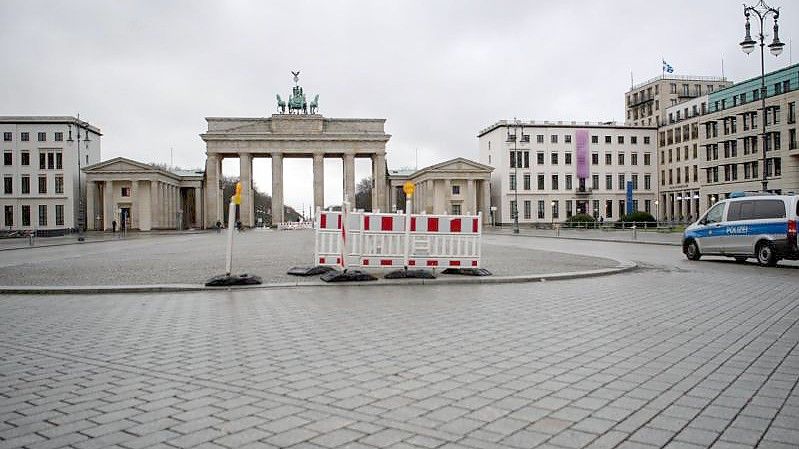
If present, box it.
[0,339,465,444]
[0,259,637,295]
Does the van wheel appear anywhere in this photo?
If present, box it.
[756,242,777,267]
[686,241,701,261]
[734,256,748,263]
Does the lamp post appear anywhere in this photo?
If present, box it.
[740,0,784,193]
[69,117,90,241]
[550,200,556,227]
[510,119,523,234]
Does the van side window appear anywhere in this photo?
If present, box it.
[727,202,742,221]
[753,199,786,219]
[705,202,725,224]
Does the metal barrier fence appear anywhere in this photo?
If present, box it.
[313,208,483,270]
[276,222,313,230]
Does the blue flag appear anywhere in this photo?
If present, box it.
[662,60,674,73]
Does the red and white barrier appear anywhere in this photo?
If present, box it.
[313,207,482,270]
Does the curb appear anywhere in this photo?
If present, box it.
[0,259,637,295]
[0,230,211,252]
[487,231,681,247]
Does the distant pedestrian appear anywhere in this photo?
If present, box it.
[112,220,117,233]
[215,221,222,233]
[236,220,242,232]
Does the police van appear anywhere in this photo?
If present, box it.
[682,193,799,266]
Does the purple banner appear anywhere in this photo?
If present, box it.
[575,129,589,179]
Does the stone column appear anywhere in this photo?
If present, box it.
[442,179,451,214]
[480,180,491,223]
[160,183,167,228]
[433,180,444,214]
[313,153,325,213]
[86,181,96,230]
[130,180,139,229]
[466,179,476,215]
[271,153,284,224]
[239,153,253,227]
[343,152,355,206]
[194,187,203,228]
[371,153,387,212]
[103,181,113,231]
[204,154,220,227]
[389,183,397,212]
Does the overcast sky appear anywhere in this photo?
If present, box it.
[1,0,796,211]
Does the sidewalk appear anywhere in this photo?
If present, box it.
[486,226,683,246]
[0,229,209,251]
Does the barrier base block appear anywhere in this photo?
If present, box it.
[287,265,335,277]
[442,268,492,276]
[320,269,378,283]
[205,273,263,287]
[384,268,436,279]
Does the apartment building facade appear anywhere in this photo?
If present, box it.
[700,63,799,204]
[1,117,102,233]
[478,121,657,225]
[659,96,708,221]
[625,75,731,128]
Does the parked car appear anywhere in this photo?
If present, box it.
[682,192,798,266]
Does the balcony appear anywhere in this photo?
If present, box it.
[575,187,593,196]
[628,94,654,107]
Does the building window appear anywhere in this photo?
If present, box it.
[618,136,624,144]
[605,153,612,165]
[451,204,461,215]
[644,153,651,165]
[631,136,637,144]
[551,135,558,143]
[644,174,651,190]
[37,132,46,142]
[605,175,612,190]
[618,153,625,165]
[537,152,544,165]
[523,200,531,219]
[21,175,30,194]
[643,136,650,145]
[3,132,11,141]
[551,153,558,165]
[38,176,47,194]
[21,152,29,166]
[564,135,572,143]
[55,176,64,194]
[56,153,62,170]
[537,200,545,219]
[604,136,612,144]
[451,185,460,195]
[591,136,598,144]
[38,205,47,226]
[631,153,638,165]
[47,153,54,169]
[55,132,63,142]
[565,153,572,165]
[632,174,639,190]
[39,153,45,169]
[551,175,559,190]
[591,174,599,190]
[55,205,64,226]
[21,132,29,142]
[536,134,544,143]
[605,200,613,219]
[21,205,30,226]
[523,151,529,168]
[566,200,573,218]
[523,174,531,190]
[3,176,11,194]
[121,187,131,197]
[3,152,10,166]
[537,174,545,190]
[509,174,517,191]
[4,205,12,226]
[552,200,559,219]
[618,174,625,190]
[618,200,625,218]
[591,153,599,165]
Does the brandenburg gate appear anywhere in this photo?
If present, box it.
[200,74,390,227]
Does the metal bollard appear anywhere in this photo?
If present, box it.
[632,224,637,240]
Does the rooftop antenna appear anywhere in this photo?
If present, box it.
[721,57,725,79]
[415,148,418,170]
[170,147,173,168]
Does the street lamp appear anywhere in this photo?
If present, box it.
[550,200,556,226]
[654,200,660,223]
[741,0,784,192]
[69,117,90,241]
[510,119,523,234]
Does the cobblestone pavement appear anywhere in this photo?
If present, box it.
[1,236,798,449]
[486,228,682,246]
[0,231,618,286]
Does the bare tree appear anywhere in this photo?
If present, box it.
[355,177,372,211]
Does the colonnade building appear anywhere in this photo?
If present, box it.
[479,121,658,225]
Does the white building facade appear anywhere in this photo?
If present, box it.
[479,121,658,225]
[1,117,101,233]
